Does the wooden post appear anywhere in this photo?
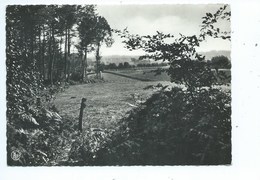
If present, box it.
[79,98,87,132]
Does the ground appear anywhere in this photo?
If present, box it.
[54,72,171,130]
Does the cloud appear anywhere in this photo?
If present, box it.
[96,4,231,56]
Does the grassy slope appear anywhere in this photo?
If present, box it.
[108,68,171,81]
[54,73,171,130]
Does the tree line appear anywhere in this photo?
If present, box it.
[6,5,112,85]
[6,5,112,145]
[103,61,168,70]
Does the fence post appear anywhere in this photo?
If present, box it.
[79,98,87,132]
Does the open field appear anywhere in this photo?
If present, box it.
[54,73,172,130]
[106,67,171,82]
[105,67,231,83]
[54,68,230,131]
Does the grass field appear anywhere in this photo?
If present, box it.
[54,73,172,130]
[54,67,230,131]
[107,68,231,83]
[108,68,171,81]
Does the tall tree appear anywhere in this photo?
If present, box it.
[93,16,114,79]
[56,5,77,80]
[76,5,97,81]
[44,5,60,85]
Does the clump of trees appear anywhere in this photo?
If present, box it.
[103,61,168,70]
[6,5,113,165]
[210,55,231,70]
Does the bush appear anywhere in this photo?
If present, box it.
[96,86,231,165]
[70,72,82,82]
[7,83,68,166]
[211,55,231,69]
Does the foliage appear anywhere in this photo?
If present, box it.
[67,128,113,166]
[97,4,232,165]
[6,5,231,166]
[6,5,113,166]
[200,5,231,41]
[93,16,114,78]
[115,4,231,90]
[6,80,70,165]
[76,5,100,81]
[96,86,231,165]
[103,62,167,70]
[70,71,83,82]
[211,55,231,69]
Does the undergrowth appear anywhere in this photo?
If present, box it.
[91,86,231,165]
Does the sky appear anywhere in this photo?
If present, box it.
[95,4,231,56]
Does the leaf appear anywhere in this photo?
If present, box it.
[30,116,39,125]
[206,13,213,18]
[53,112,62,121]
[45,110,53,119]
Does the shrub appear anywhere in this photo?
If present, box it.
[70,72,82,82]
[211,55,231,69]
[96,86,231,165]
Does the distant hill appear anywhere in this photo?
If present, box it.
[86,50,231,64]
[88,55,140,65]
[200,50,231,60]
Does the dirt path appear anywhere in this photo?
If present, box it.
[54,73,169,130]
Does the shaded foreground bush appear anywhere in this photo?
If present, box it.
[93,86,231,165]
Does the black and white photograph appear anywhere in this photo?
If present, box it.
[6,4,232,166]
[1,0,260,179]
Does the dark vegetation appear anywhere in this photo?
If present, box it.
[95,86,231,165]
[6,5,112,165]
[103,61,168,70]
[6,4,231,166]
[209,55,231,69]
[97,4,231,165]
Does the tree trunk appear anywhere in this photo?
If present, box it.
[68,29,71,56]
[81,49,88,82]
[85,50,88,79]
[48,28,52,84]
[38,28,42,75]
[64,27,68,80]
[30,26,34,65]
[59,35,63,80]
[48,25,55,85]
[51,26,55,84]
[96,42,101,79]
[67,29,71,81]
[42,27,46,80]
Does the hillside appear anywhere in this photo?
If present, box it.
[86,50,231,64]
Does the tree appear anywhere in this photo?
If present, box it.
[106,63,117,69]
[123,62,130,68]
[6,5,79,165]
[105,5,232,165]
[92,16,114,79]
[131,57,138,64]
[211,55,231,71]
[56,5,77,81]
[116,5,231,90]
[6,5,44,127]
[118,63,124,69]
[76,5,98,81]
